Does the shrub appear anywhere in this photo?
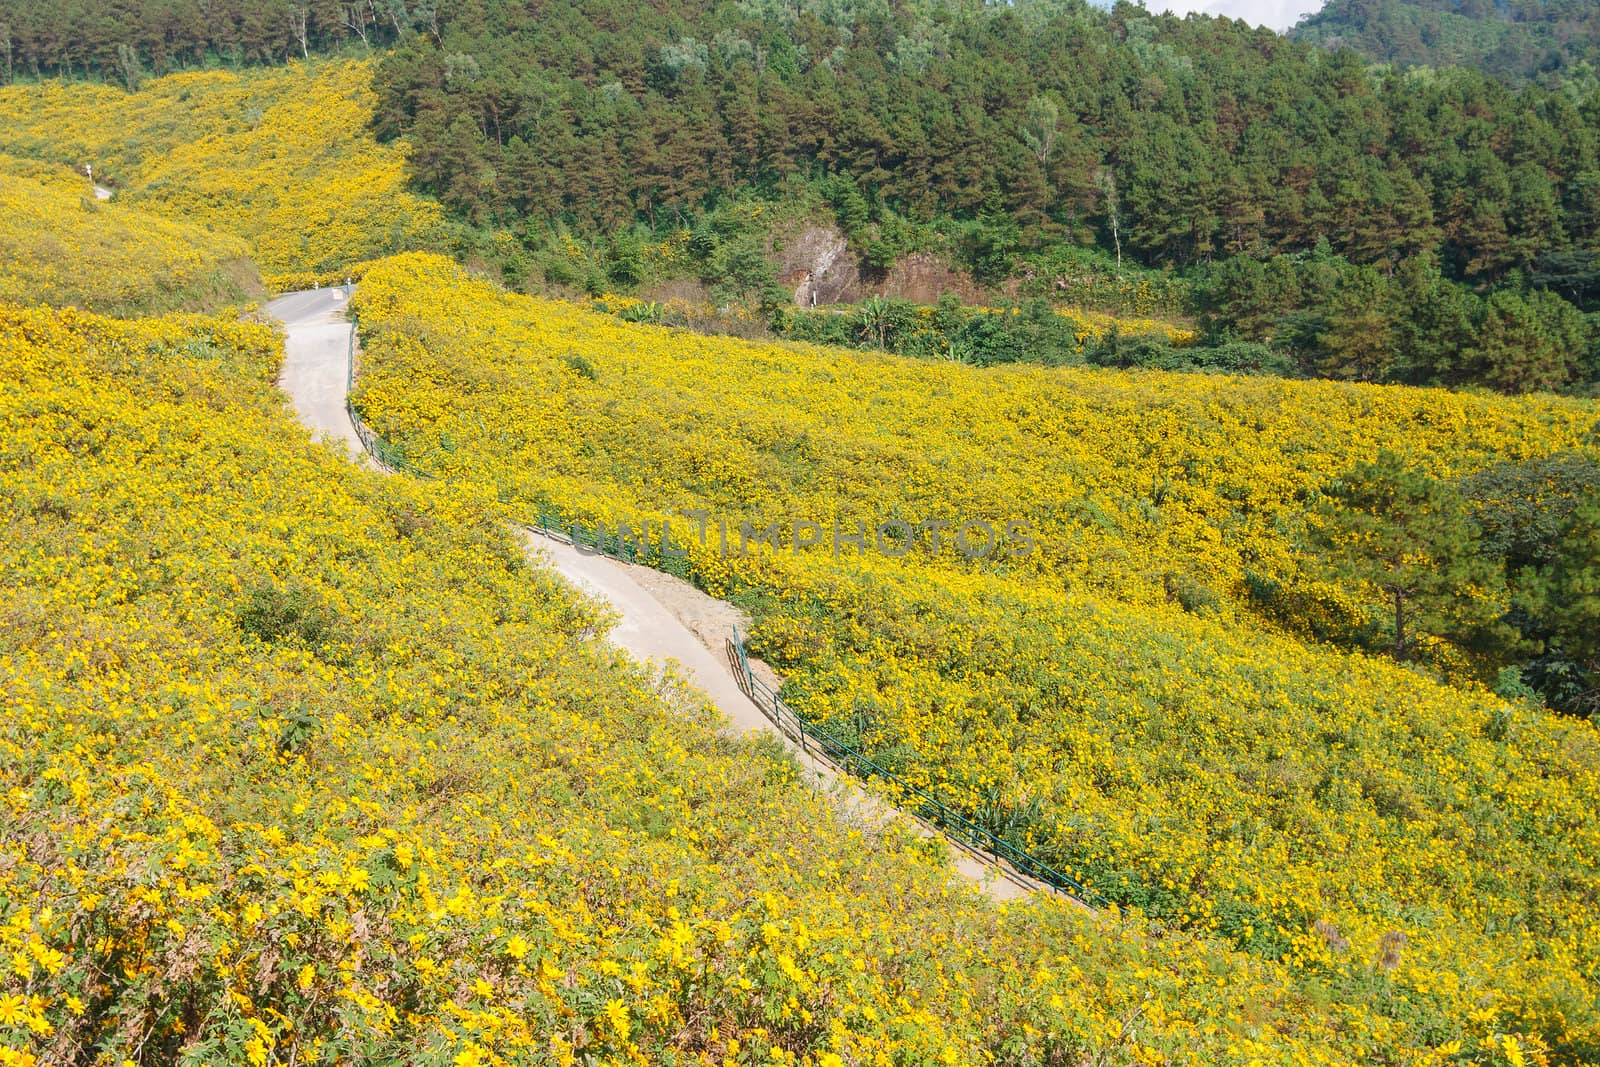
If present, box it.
[236,580,337,648]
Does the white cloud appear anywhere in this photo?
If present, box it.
[1143,0,1326,32]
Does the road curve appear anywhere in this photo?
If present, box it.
[268,288,364,458]
[266,290,1036,903]
[517,530,782,736]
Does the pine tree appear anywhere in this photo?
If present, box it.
[1311,451,1507,661]
[1466,289,1587,394]
[1518,489,1600,717]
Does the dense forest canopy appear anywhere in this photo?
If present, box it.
[4,0,1597,285]
[1293,0,1600,84]
[354,0,1600,393]
[0,0,435,80]
[367,0,1599,277]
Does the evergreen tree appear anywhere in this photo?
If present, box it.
[1518,489,1600,717]
[1314,266,1395,382]
[1390,254,1481,386]
[1466,289,1588,394]
[1311,451,1508,661]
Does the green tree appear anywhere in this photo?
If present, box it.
[1466,289,1588,394]
[1461,452,1600,572]
[1315,266,1395,382]
[1311,451,1508,661]
[1518,489,1600,717]
[959,208,1022,285]
[1390,254,1481,385]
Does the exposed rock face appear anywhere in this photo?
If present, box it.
[776,223,985,307]
[777,225,860,306]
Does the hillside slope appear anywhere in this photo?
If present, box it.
[0,60,448,278]
[0,298,1395,1064]
[366,0,1600,395]
[351,251,1600,1063]
[0,156,259,315]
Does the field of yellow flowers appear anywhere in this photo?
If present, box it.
[0,155,259,315]
[0,60,447,277]
[0,298,1416,1065]
[350,252,1600,1064]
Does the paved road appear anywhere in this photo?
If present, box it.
[518,530,780,736]
[265,290,1037,903]
[267,288,364,457]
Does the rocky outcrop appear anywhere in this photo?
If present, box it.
[776,223,987,307]
[776,225,860,306]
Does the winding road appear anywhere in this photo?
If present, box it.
[267,287,1038,902]
[269,288,364,457]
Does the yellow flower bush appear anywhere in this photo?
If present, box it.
[0,299,1409,1065]
[350,252,1600,1062]
[0,60,448,275]
[978,304,1197,348]
[1052,306,1198,348]
[0,158,259,315]
[261,259,386,296]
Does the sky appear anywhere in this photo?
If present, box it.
[1142,0,1327,31]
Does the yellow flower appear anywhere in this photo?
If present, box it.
[603,999,631,1041]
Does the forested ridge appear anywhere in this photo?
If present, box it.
[365,0,1600,392]
[0,0,433,81]
[370,0,1599,271]
[1293,0,1600,84]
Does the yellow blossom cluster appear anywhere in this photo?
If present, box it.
[1052,305,1198,348]
[349,252,1600,1063]
[0,299,1408,1065]
[0,60,448,275]
[0,152,88,188]
[974,304,1197,348]
[0,157,259,315]
[261,259,387,296]
[592,291,764,328]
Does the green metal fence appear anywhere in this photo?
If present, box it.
[727,627,1109,909]
[342,314,1107,909]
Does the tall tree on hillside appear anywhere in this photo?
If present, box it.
[1390,254,1481,385]
[1021,94,1061,169]
[1310,451,1508,661]
[1518,489,1600,717]
[1094,166,1122,266]
[1314,266,1395,382]
[1466,289,1589,394]
[290,3,312,60]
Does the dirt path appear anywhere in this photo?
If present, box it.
[267,290,1040,903]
